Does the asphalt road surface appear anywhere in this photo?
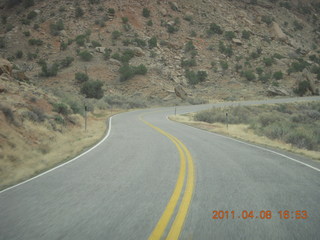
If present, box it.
[1,96,320,240]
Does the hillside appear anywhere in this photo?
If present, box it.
[0,0,320,187]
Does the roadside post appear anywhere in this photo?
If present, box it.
[84,105,88,132]
[175,106,177,115]
[226,112,229,129]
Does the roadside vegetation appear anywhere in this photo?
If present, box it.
[194,102,320,153]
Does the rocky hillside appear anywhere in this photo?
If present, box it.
[0,0,319,102]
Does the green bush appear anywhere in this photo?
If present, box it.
[218,41,233,57]
[75,7,84,18]
[181,58,196,68]
[261,15,273,25]
[280,1,291,9]
[108,8,115,15]
[119,64,148,81]
[75,72,89,83]
[21,19,31,25]
[23,31,31,37]
[142,8,150,18]
[207,23,223,36]
[104,48,112,60]
[29,38,43,46]
[287,59,310,74]
[16,50,23,59]
[293,20,303,31]
[79,51,93,61]
[256,67,263,75]
[148,36,157,48]
[75,34,87,46]
[147,20,153,26]
[273,53,285,59]
[263,57,274,66]
[294,81,310,96]
[91,40,101,47]
[285,128,316,150]
[133,38,146,47]
[27,11,37,20]
[81,80,104,99]
[225,31,236,41]
[60,56,74,68]
[220,61,228,70]
[242,70,256,81]
[50,19,64,36]
[5,24,14,32]
[273,71,283,80]
[122,17,129,24]
[185,41,195,52]
[52,102,69,115]
[112,30,122,40]
[242,30,251,39]
[40,61,59,77]
[259,72,272,83]
[0,37,5,48]
[24,0,34,8]
[185,70,207,85]
[167,25,178,34]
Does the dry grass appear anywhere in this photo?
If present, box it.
[0,109,122,190]
[170,114,320,161]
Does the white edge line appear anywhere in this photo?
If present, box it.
[0,117,114,194]
[166,116,320,173]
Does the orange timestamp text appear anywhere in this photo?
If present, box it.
[212,210,309,220]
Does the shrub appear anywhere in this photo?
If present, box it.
[185,41,195,52]
[27,11,37,20]
[91,40,101,47]
[242,30,251,39]
[54,115,65,125]
[181,58,196,68]
[75,34,87,46]
[263,57,274,66]
[167,25,178,34]
[185,70,207,85]
[108,8,115,15]
[40,61,59,77]
[60,56,74,68]
[88,0,100,3]
[75,72,89,83]
[293,20,303,31]
[104,48,112,60]
[261,15,273,25]
[133,38,146,47]
[122,17,129,24]
[16,50,23,59]
[24,0,34,8]
[287,59,310,74]
[220,61,228,70]
[21,19,31,25]
[0,105,15,124]
[242,70,256,81]
[112,30,122,40]
[273,53,285,59]
[0,37,5,48]
[148,36,157,48]
[147,20,153,26]
[285,129,316,150]
[119,64,148,81]
[33,23,39,30]
[79,50,93,61]
[218,41,233,57]
[52,102,69,115]
[23,31,31,37]
[50,19,64,36]
[75,7,84,18]
[81,80,104,99]
[29,38,43,46]
[121,49,135,63]
[273,71,283,80]
[259,72,272,83]
[6,0,22,8]
[142,8,150,18]
[294,81,310,96]
[207,23,223,36]
[224,31,236,41]
[280,1,291,10]
[256,67,263,75]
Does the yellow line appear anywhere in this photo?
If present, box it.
[166,136,194,240]
[140,115,195,240]
[142,120,186,240]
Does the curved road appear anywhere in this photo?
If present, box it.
[1,96,320,240]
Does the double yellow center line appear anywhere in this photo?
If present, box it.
[140,115,195,240]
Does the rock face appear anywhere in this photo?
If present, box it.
[267,85,290,96]
[271,22,287,42]
[0,59,13,76]
[174,85,187,99]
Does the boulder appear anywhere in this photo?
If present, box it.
[232,38,242,45]
[108,59,122,66]
[267,85,290,96]
[95,47,106,53]
[160,8,167,16]
[271,22,287,42]
[124,47,145,57]
[0,58,13,76]
[174,85,187,99]
[185,11,193,19]
[170,2,179,11]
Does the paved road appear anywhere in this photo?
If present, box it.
[1,96,320,240]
